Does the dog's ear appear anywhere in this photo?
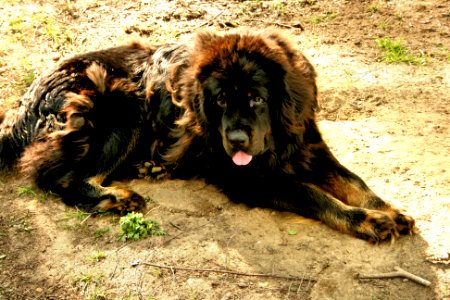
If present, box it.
[282,53,318,135]
[263,30,318,136]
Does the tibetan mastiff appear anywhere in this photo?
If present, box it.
[0,29,415,243]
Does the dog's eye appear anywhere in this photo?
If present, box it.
[216,97,227,108]
[249,97,265,107]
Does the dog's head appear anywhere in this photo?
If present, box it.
[174,29,318,167]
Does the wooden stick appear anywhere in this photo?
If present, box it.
[267,21,305,31]
[358,266,431,287]
[132,260,316,282]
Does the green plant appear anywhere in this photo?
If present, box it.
[58,208,91,231]
[74,271,103,286]
[22,68,35,86]
[8,18,27,34]
[65,207,91,222]
[17,185,54,201]
[368,3,379,13]
[17,186,37,197]
[376,20,391,30]
[307,11,337,24]
[94,227,110,238]
[73,271,106,298]
[375,37,427,65]
[271,0,286,15]
[118,212,165,241]
[87,287,108,300]
[89,250,106,262]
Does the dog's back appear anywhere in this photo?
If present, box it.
[0,43,154,172]
[0,40,190,211]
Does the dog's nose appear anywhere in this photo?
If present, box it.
[227,130,249,147]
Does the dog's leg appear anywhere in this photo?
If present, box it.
[59,175,146,212]
[302,136,415,236]
[317,166,415,235]
[19,73,147,213]
[20,112,146,212]
[274,180,403,243]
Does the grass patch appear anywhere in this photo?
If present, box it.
[73,270,108,299]
[58,207,92,231]
[118,212,165,241]
[93,227,110,238]
[307,11,337,24]
[376,20,391,30]
[88,250,106,262]
[10,213,33,233]
[16,185,55,201]
[17,186,37,197]
[65,207,92,222]
[271,0,286,15]
[74,271,103,286]
[368,3,379,13]
[7,14,74,48]
[375,37,427,65]
[22,67,36,86]
[43,17,74,48]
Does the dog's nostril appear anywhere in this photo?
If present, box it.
[227,130,249,146]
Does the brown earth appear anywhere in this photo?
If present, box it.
[0,0,449,299]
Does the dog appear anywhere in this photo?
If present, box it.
[0,29,415,243]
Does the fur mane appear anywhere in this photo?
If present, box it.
[163,29,318,171]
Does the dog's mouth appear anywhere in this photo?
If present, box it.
[231,151,253,166]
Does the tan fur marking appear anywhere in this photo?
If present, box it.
[86,63,107,94]
[324,176,375,207]
[95,185,145,212]
[64,92,94,113]
[87,175,107,187]
[110,78,136,93]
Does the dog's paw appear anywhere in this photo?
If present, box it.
[392,211,416,235]
[353,211,399,244]
[135,161,169,180]
[95,187,146,212]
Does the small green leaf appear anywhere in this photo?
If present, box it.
[287,229,298,235]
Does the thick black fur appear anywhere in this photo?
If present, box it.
[0,29,415,242]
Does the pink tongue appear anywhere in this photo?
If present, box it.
[232,151,253,166]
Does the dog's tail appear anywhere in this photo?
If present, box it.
[0,104,35,171]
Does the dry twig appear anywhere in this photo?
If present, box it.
[267,21,305,31]
[190,11,224,32]
[132,260,316,282]
[358,266,431,287]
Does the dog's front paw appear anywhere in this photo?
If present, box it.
[95,187,146,212]
[353,211,399,243]
[392,211,416,235]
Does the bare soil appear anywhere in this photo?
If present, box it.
[0,1,449,299]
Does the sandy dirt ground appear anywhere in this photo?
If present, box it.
[0,0,449,299]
